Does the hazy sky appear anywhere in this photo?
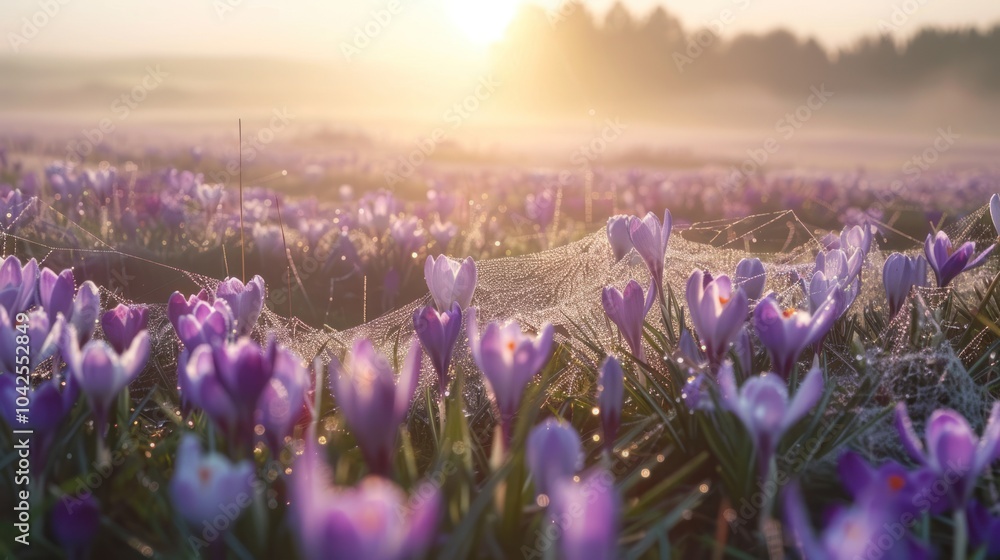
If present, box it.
[3,0,999,60]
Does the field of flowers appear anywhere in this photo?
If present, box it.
[2,144,1000,560]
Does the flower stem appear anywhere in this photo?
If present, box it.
[952,507,967,560]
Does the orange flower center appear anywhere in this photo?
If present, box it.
[719,296,730,305]
[507,341,516,352]
[782,308,797,318]
[887,474,905,492]
[199,466,212,484]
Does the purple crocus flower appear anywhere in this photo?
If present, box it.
[0,375,74,471]
[214,275,265,337]
[686,270,749,368]
[100,304,149,354]
[606,215,633,261]
[967,500,1000,557]
[0,307,62,374]
[598,356,624,453]
[627,210,672,303]
[38,267,75,320]
[390,215,425,255]
[329,338,421,476]
[0,188,27,232]
[290,444,440,560]
[169,434,253,527]
[783,482,931,560]
[256,343,311,452]
[991,194,1000,238]
[882,253,926,318]
[840,223,873,257]
[837,451,937,517]
[735,257,766,300]
[429,219,457,249]
[527,418,583,498]
[0,255,38,314]
[174,299,233,349]
[681,374,713,412]
[467,308,555,446]
[166,289,210,331]
[602,279,655,362]
[894,402,1000,508]
[51,494,101,560]
[924,230,994,288]
[550,469,620,560]
[752,295,838,379]
[413,303,462,399]
[424,255,477,312]
[63,326,150,436]
[719,359,823,472]
[178,345,240,435]
[38,267,101,343]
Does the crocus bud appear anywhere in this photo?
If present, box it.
[215,275,265,336]
[100,303,149,353]
[601,279,655,362]
[606,215,633,261]
[424,255,477,311]
[527,418,582,498]
[413,303,462,399]
[39,267,76,321]
[169,434,253,527]
[734,258,766,300]
[627,210,672,303]
[882,253,914,318]
[329,338,421,476]
[597,357,624,452]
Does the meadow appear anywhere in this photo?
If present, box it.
[1,137,1000,560]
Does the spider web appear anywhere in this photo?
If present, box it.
[3,191,996,460]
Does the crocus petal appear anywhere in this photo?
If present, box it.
[973,402,1000,475]
[782,357,823,432]
[894,402,926,465]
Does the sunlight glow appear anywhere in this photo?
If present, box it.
[446,0,521,46]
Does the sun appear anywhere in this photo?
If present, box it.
[446,0,521,46]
